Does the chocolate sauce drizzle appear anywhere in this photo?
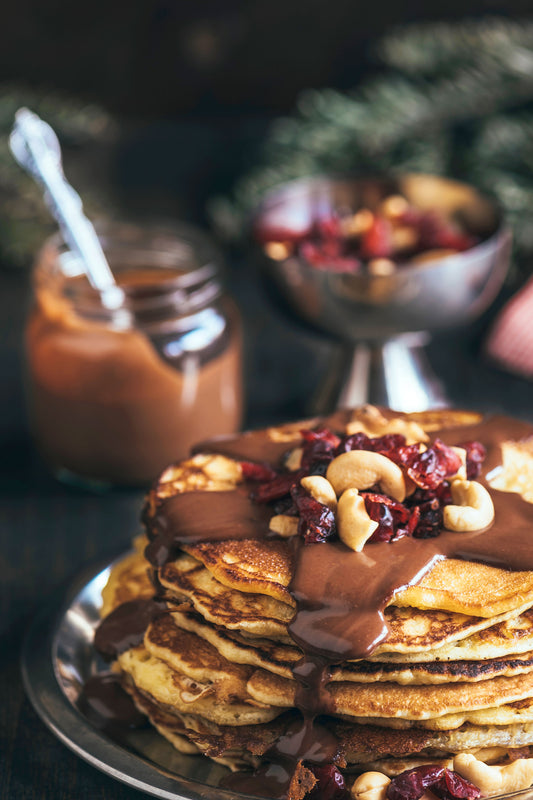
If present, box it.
[96,412,533,799]
[94,597,167,659]
[77,673,148,736]
[146,486,274,566]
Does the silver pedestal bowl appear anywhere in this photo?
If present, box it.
[254,174,511,412]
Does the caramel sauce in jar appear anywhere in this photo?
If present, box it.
[25,222,243,486]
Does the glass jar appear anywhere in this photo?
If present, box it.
[25,221,243,486]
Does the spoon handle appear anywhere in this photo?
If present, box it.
[9,107,124,309]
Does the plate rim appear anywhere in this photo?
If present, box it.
[20,553,254,800]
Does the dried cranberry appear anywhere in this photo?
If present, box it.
[390,442,421,469]
[363,492,411,543]
[408,447,441,489]
[387,765,445,800]
[302,427,342,448]
[371,434,408,457]
[252,471,303,503]
[342,433,407,457]
[240,461,278,482]
[300,241,360,272]
[435,481,453,505]
[337,432,374,454]
[317,216,343,240]
[431,225,477,252]
[254,223,308,245]
[433,439,463,477]
[408,483,451,507]
[387,766,480,800]
[308,764,350,800]
[432,770,481,800]
[412,498,442,538]
[273,496,298,516]
[292,486,337,544]
[301,428,342,471]
[417,211,476,253]
[298,217,363,273]
[459,441,486,480]
[395,439,461,491]
[397,206,423,228]
[360,216,393,259]
[405,505,420,536]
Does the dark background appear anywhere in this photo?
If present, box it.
[2,0,532,228]
[2,0,532,119]
[3,3,533,799]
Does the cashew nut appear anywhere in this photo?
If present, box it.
[202,455,243,483]
[443,480,495,532]
[337,488,378,552]
[448,447,467,481]
[285,447,303,472]
[351,771,390,800]
[326,450,406,502]
[301,475,337,511]
[268,423,311,442]
[453,753,533,797]
[346,405,429,445]
[269,514,299,538]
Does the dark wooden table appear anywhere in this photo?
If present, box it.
[2,238,533,798]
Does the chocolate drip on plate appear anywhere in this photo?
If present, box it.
[94,597,166,659]
[77,673,147,735]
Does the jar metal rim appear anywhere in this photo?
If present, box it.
[36,220,224,321]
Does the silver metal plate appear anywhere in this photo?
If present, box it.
[21,554,533,800]
[21,554,255,800]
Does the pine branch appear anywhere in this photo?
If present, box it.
[378,17,533,77]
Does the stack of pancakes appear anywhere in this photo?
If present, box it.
[98,408,533,791]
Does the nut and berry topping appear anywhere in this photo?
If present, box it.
[243,422,489,551]
[258,195,478,274]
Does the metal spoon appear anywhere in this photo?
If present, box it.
[9,107,126,312]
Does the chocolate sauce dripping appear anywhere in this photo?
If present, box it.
[146,486,274,567]
[191,410,354,465]
[94,597,166,659]
[78,673,147,735]
[192,429,303,465]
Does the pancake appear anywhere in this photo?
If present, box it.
[246,668,533,722]
[334,719,533,764]
[171,608,302,677]
[182,538,294,605]
[95,406,533,799]
[118,645,284,726]
[105,545,533,662]
[159,553,293,640]
[127,681,289,770]
[126,679,533,772]
[331,652,533,685]
[170,607,533,685]
[100,535,152,617]
[375,607,533,663]
[372,605,533,658]
[144,614,254,704]
[178,538,533,620]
